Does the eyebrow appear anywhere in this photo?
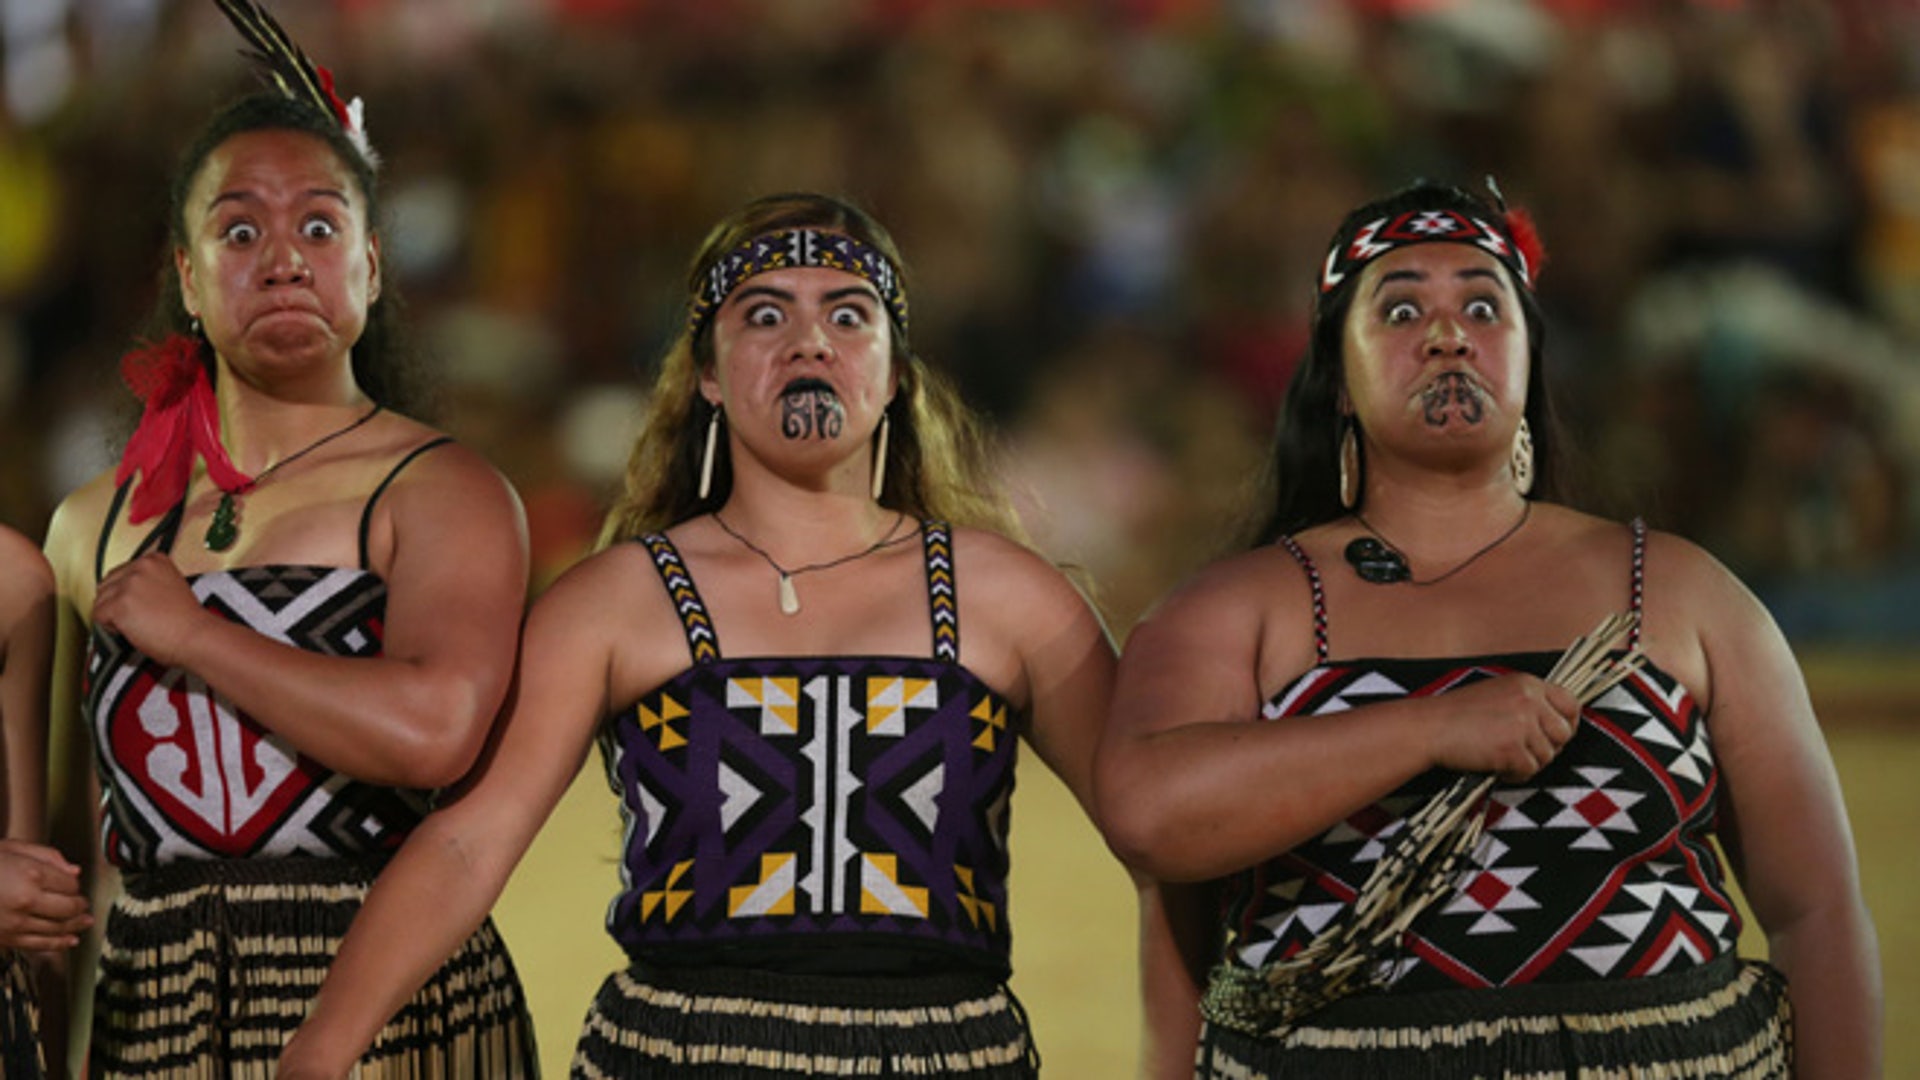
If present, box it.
[729,283,883,307]
[1371,265,1506,297]
[205,188,353,214]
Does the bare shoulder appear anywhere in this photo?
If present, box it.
[370,420,521,513]
[947,525,1084,606]
[1128,538,1317,696]
[43,467,121,602]
[554,536,706,707]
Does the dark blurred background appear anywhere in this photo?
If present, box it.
[3,2,1916,1073]
[7,0,1920,636]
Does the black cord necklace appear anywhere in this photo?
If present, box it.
[1344,501,1532,586]
[712,511,916,615]
[205,404,383,551]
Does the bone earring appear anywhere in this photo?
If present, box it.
[870,412,890,501]
[698,406,721,501]
[1512,417,1535,496]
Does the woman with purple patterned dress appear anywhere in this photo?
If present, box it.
[281,192,1117,1078]
[1098,181,1880,1078]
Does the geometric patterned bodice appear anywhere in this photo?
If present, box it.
[1220,520,1743,990]
[86,443,449,871]
[599,522,1020,975]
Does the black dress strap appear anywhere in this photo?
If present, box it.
[356,436,454,570]
[95,481,185,580]
[1275,535,1329,664]
[922,521,957,663]
[638,532,722,664]
[1628,518,1648,651]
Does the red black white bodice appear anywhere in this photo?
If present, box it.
[86,444,449,870]
[88,566,429,869]
[1220,521,1743,990]
[599,523,1020,974]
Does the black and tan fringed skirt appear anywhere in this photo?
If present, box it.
[2,949,46,1079]
[1197,956,1792,1079]
[90,856,538,1079]
[572,962,1039,1078]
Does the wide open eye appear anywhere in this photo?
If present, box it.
[1465,297,1500,322]
[1384,300,1419,325]
[745,303,784,328]
[302,217,338,241]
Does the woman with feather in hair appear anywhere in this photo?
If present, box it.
[39,3,538,1073]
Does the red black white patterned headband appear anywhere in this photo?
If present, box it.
[1320,205,1545,295]
[213,0,378,169]
[688,229,909,338]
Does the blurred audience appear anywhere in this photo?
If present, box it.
[3,0,1918,641]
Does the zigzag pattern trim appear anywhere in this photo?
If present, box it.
[640,534,721,664]
[923,521,958,663]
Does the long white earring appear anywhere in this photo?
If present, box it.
[1338,421,1361,510]
[870,411,891,501]
[1512,416,1535,496]
[698,406,721,501]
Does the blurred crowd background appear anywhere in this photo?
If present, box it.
[7,0,1920,638]
[3,0,1918,1073]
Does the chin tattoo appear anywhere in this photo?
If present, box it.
[781,388,845,440]
[1421,371,1486,427]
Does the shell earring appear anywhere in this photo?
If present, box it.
[1512,417,1535,496]
[698,405,722,500]
[1339,420,1361,510]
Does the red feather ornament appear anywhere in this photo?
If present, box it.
[1502,206,1548,286]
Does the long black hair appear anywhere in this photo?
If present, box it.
[1248,180,1570,546]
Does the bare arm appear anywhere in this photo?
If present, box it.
[1096,549,1576,883]
[2,526,56,841]
[276,553,627,1078]
[41,503,110,1077]
[91,447,530,789]
[1135,876,1214,1079]
[1680,540,1880,1079]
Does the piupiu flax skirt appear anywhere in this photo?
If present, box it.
[2,949,46,1079]
[1197,956,1791,1079]
[572,962,1039,1078]
[91,856,538,1079]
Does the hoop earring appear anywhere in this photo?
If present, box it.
[1512,416,1535,496]
[698,405,722,501]
[1339,420,1361,510]
[870,411,891,501]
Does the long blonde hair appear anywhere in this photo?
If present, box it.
[599,193,1024,547]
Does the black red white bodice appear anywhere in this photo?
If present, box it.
[1220,652,1742,990]
[87,566,429,869]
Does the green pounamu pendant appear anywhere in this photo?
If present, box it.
[205,492,240,551]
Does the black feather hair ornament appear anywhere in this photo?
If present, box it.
[210,0,379,169]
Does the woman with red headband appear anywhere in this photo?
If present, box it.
[1098,181,1879,1076]
[278,192,1115,1078]
[39,3,537,1073]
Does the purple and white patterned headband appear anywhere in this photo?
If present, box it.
[688,228,909,338]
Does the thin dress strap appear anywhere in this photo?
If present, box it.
[96,481,185,580]
[638,532,722,665]
[922,521,958,663]
[1628,517,1647,651]
[356,436,455,570]
[1275,534,1329,664]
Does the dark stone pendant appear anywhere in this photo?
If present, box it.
[205,492,240,551]
[1345,536,1409,584]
